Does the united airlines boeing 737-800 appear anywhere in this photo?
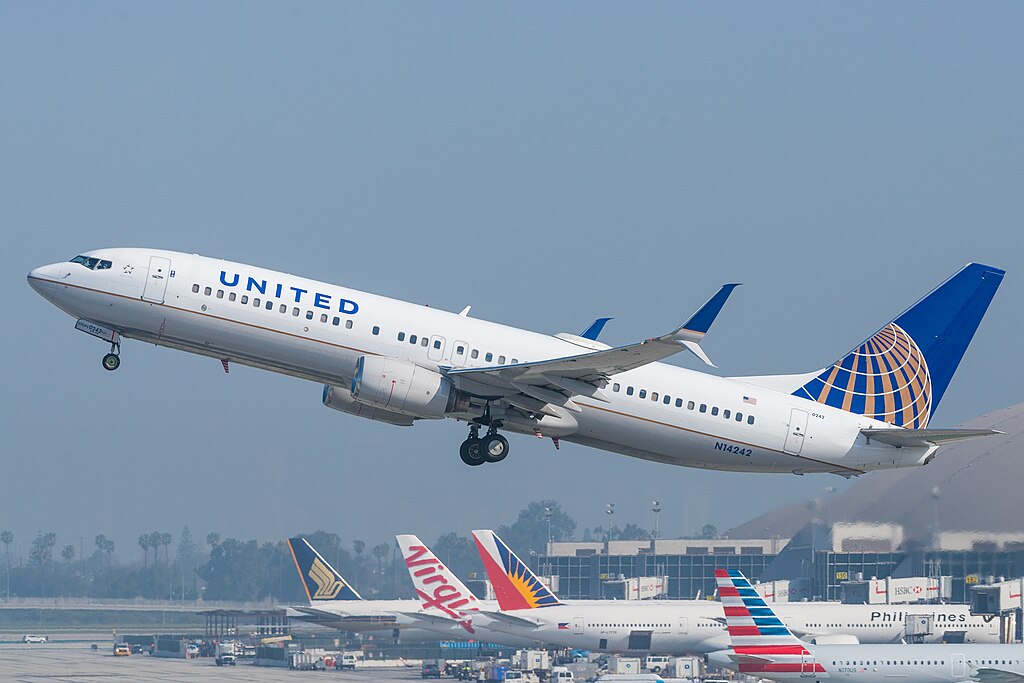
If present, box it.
[27,248,1003,472]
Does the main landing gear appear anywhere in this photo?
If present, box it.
[459,417,510,467]
[101,340,121,371]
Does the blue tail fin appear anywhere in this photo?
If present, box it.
[287,537,362,602]
[793,263,1004,428]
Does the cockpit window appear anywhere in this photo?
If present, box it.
[70,255,112,270]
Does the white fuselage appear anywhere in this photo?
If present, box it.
[28,248,932,473]
[478,602,997,655]
[709,642,1024,683]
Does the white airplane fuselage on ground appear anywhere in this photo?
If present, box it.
[27,249,1001,472]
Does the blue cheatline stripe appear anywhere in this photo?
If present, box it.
[742,598,768,608]
[747,608,776,617]
[753,618,784,626]
[756,627,793,636]
[738,588,759,597]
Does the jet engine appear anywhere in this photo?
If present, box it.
[351,356,468,419]
[322,384,416,426]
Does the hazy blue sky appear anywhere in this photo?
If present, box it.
[3,3,1021,564]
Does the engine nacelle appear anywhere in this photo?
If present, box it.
[351,356,452,419]
[322,384,415,426]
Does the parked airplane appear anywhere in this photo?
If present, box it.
[469,530,998,654]
[27,249,1004,472]
[708,568,1024,683]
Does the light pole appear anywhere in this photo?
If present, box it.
[605,503,615,547]
[544,506,553,554]
[651,500,662,540]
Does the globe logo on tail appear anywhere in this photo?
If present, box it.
[794,323,932,428]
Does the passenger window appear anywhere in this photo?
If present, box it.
[204,286,212,295]
[228,292,236,302]
[265,301,273,310]
[511,358,518,364]
[735,412,743,421]
[217,290,224,299]
[456,345,465,355]
[711,406,719,416]
[626,386,634,396]
[346,320,353,329]
[723,409,730,419]
[305,310,313,320]
[639,390,647,399]
[332,317,340,326]
[485,352,493,362]
[675,398,683,407]
[240,295,248,304]
[471,350,479,359]
[410,334,417,344]
[664,395,671,405]
[613,383,620,392]
[320,314,328,323]
[253,297,261,307]
[498,355,505,364]
[279,304,287,313]
[192,284,200,293]
[747,415,755,425]
[651,392,659,401]
[434,340,442,349]
[372,326,380,335]
[421,337,428,347]
[699,404,707,413]
[398,332,406,341]
[292,307,300,316]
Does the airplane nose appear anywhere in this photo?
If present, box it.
[27,263,61,297]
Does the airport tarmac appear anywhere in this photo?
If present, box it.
[0,642,422,682]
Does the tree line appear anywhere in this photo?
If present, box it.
[0,502,719,602]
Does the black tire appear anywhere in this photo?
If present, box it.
[459,438,485,466]
[102,353,120,371]
[480,433,509,463]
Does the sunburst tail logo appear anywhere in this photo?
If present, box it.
[472,530,560,611]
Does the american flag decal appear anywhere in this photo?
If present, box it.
[742,396,757,405]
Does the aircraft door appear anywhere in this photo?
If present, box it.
[573,617,584,635]
[428,335,445,362]
[800,653,816,677]
[677,617,688,633]
[784,408,809,455]
[952,653,966,679]
[142,256,171,304]
[452,340,469,367]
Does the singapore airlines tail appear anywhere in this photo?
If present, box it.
[396,534,480,633]
[740,262,1004,431]
[471,530,561,611]
[715,568,823,676]
[287,537,362,603]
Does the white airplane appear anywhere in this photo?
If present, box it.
[708,569,1024,683]
[468,530,998,655]
[27,249,1004,472]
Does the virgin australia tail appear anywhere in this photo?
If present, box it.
[396,534,480,633]
[287,537,362,603]
[737,263,1004,428]
[471,530,562,611]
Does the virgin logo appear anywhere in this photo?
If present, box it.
[405,545,478,634]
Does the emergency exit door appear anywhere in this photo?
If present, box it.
[784,408,809,455]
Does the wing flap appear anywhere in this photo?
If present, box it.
[973,667,1024,683]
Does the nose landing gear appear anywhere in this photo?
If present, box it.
[101,341,121,371]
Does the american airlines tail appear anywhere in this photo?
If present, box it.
[715,568,825,676]
[741,262,1004,429]
[287,537,363,603]
[396,534,480,633]
[471,530,561,611]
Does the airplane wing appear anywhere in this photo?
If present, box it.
[973,667,1024,683]
[861,428,1003,448]
[397,611,467,629]
[448,284,740,399]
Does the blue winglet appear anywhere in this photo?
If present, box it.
[580,317,613,341]
[682,284,741,334]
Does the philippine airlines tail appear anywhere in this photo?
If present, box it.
[739,263,1004,429]
[287,537,362,603]
[471,530,561,611]
[715,569,823,675]
[396,534,480,634]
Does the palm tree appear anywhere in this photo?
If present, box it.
[1,530,12,600]
[148,532,162,565]
[372,543,389,575]
[139,534,150,567]
[206,532,220,549]
[161,532,172,564]
[61,545,75,563]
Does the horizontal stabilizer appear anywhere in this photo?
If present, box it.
[475,610,543,629]
[861,428,1003,448]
